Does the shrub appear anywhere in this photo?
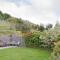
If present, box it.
[24,31,54,48]
[50,41,60,60]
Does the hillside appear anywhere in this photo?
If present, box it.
[0,11,39,33]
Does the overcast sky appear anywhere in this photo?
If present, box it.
[0,0,60,25]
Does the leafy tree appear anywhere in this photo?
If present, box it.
[46,24,53,30]
[3,13,11,20]
[0,11,11,20]
[38,24,45,32]
[0,11,4,20]
[7,17,17,30]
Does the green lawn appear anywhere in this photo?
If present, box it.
[0,48,51,60]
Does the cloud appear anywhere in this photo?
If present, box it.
[0,0,60,25]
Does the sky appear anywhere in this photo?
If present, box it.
[0,0,60,25]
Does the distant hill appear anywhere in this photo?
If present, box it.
[0,11,39,32]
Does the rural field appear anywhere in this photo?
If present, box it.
[0,48,51,60]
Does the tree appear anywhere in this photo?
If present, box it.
[38,24,45,32]
[0,11,3,20]
[7,17,19,30]
[3,13,11,20]
[0,11,11,20]
[46,24,53,30]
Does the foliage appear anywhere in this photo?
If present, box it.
[0,11,38,32]
[1,11,60,51]
[24,32,40,47]
[46,24,53,30]
[38,24,45,32]
[51,41,60,60]
[24,31,55,49]
[0,11,11,20]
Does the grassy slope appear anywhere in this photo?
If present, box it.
[0,48,51,60]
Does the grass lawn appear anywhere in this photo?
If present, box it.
[0,48,51,60]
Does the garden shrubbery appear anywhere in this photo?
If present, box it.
[50,41,60,60]
[24,31,55,49]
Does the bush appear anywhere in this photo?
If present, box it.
[50,41,60,60]
[24,31,54,49]
[24,32,40,47]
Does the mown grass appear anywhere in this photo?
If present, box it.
[0,48,51,60]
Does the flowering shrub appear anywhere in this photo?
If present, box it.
[51,41,60,60]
